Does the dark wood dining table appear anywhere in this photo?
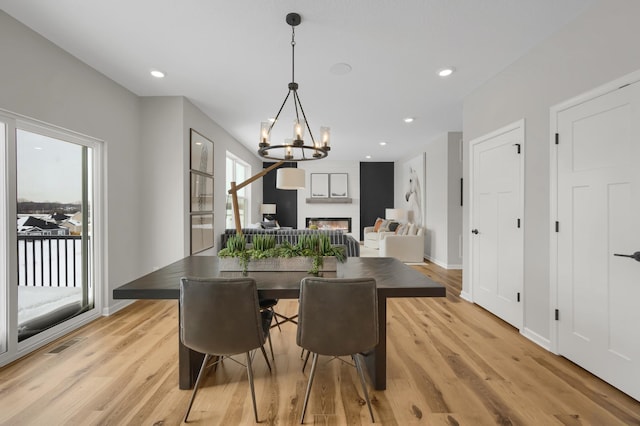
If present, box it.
[112,255,446,390]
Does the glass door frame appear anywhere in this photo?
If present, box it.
[0,109,104,366]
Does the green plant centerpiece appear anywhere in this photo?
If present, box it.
[218,233,346,275]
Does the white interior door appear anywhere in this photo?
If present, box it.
[470,121,524,329]
[556,81,640,401]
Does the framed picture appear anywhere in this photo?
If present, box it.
[397,153,426,226]
[190,129,214,175]
[191,213,214,254]
[190,173,213,212]
[329,173,348,198]
[310,173,329,198]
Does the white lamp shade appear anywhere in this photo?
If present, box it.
[385,208,405,222]
[260,203,276,215]
[276,168,305,190]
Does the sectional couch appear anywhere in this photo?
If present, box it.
[219,228,360,257]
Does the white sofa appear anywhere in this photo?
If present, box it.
[380,233,425,263]
[363,226,396,249]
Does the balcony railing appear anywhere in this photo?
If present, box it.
[17,235,88,288]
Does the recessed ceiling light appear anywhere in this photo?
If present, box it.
[365,155,372,159]
[329,62,352,76]
[403,117,414,123]
[150,69,165,78]
[379,142,387,146]
[34,147,43,150]
[438,67,455,77]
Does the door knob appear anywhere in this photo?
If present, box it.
[614,252,640,262]
[471,229,479,235]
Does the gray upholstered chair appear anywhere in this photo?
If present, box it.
[296,277,378,423]
[180,277,273,423]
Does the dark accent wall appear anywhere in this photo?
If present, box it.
[360,162,394,240]
[263,162,298,228]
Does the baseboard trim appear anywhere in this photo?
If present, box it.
[460,291,473,302]
[521,327,551,351]
[425,255,462,270]
[103,299,134,316]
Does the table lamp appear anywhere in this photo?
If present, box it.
[260,203,277,221]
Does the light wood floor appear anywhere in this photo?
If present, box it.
[1,262,639,425]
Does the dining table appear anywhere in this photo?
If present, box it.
[112,255,446,390]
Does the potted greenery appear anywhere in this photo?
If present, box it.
[218,234,346,275]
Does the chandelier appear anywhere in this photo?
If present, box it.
[258,13,330,161]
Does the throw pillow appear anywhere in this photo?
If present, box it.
[378,219,391,231]
[416,227,425,236]
[373,217,384,232]
[408,223,417,235]
[395,224,405,235]
[262,220,279,229]
[388,221,399,232]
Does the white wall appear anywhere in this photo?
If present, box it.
[140,97,185,272]
[447,133,463,268]
[424,135,448,263]
[462,0,640,344]
[296,160,360,240]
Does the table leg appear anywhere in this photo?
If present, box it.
[363,295,387,390]
[178,340,204,389]
[178,302,204,390]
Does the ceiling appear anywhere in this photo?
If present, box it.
[0,0,597,162]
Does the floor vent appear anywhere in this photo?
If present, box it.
[47,337,83,354]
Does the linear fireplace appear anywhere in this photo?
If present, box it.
[306,217,352,233]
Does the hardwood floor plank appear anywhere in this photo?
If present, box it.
[1,262,639,425]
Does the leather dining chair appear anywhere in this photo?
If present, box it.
[180,277,273,423]
[296,277,378,423]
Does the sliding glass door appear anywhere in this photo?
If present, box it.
[16,129,94,341]
[1,110,101,366]
[0,121,6,355]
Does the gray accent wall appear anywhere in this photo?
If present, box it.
[462,0,640,345]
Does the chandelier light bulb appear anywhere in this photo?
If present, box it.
[259,122,271,147]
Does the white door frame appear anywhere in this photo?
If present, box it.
[549,69,640,355]
[468,119,525,327]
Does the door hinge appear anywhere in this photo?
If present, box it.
[555,309,559,321]
[555,221,559,232]
[517,292,521,302]
[517,218,521,228]
[514,143,521,154]
[555,133,559,145]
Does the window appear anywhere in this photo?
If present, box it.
[225,152,251,229]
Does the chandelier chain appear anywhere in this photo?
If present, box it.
[291,26,296,83]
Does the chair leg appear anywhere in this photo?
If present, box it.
[260,343,272,372]
[184,353,212,423]
[270,307,282,331]
[300,352,318,424]
[267,331,275,361]
[246,352,259,423]
[302,349,311,372]
[353,354,375,423]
